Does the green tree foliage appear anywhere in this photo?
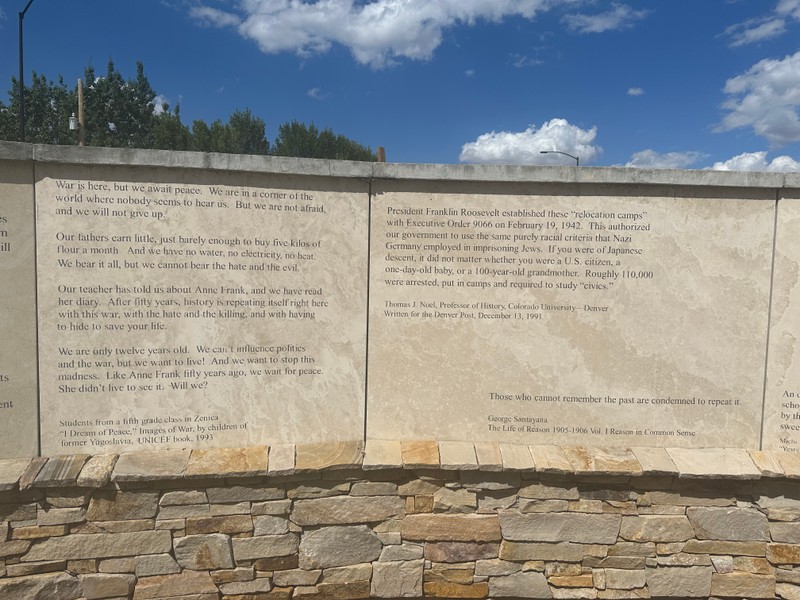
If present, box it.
[0,61,376,161]
[82,61,157,148]
[273,120,376,161]
[0,74,76,144]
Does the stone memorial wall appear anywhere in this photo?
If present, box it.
[1,142,800,458]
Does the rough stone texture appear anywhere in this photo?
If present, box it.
[603,569,646,590]
[500,541,602,562]
[529,446,573,474]
[33,455,89,487]
[363,440,402,470]
[371,559,423,597]
[0,458,31,492]
[23,530,172,561]
[80,573,136,599]
[619,515,695,542]
[291,495,405,526]
[771,522,800,543]
[295,442,364,471]
[174,533,234,570]
[686,506,769,541]
[630,447,678,475]
[490,570,552,598]
[112,450,190,482]
[710,572,776,598]
[185,446,268,478]
[131,570,218,599]
[232,534,299,561]
[269,444,297,476]
[499,512,621,544]
[423,542,499,563]
[474,442,503,471]
[401,514,501,542]
[254,515,290,535]
[273,568,322,586]
[401,441,439,469]
[0,572,82,599]
[206,485,284,503]
[646,565,712,598]
[438,442,479,470]
[563,447,641,476]
[299,526,383,569]
[87,491,159,521]
[666,448,761,479]
[499,443,534,471]
[134,553,181,577]
[76,454,118,488]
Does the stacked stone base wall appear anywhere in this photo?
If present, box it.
[3,443,800,599]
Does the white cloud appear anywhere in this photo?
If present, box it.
[724,0,800,47]
[709,151,800,172]
[465,69,476,77]
[307,87,329,100]
[152,95,169,115]
[726,17,786,47]
[563,3,648,34]
[624,150,707,169]
[459,118,601,165]
[190,6,242,28]
[510,53,544,68]
[189,0,556,68]
[627,87,644,96]
[717,51,800,146]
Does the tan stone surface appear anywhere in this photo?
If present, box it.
[23,530,172,561]
[268,444,296,475]
[499,443,534,471]
[291,495,405,526]
[35,165,368,454]
[630,447,676,475]
[367,183,772,448]
[185,445,268,478]
[439,441,479,470]
[401,514,501,542]
[0,458,31,491]
[401,440,439,468]
[474,442,503,471]
[666,447,761,479]
[33,454,90,487]
[113,449,190,481]
[76,454,118,487]
[749,450,785,477]
[132,570,218,599]
[0,159,38,459]
[765,194,800,450]
[295,441,363,471]
[564,446,641,475]
[529,445,573,474]
[363,440,402,470]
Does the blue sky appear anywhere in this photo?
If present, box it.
[1,0,800,170]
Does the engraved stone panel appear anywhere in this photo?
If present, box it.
[35,163,368,454]
[764,191,800,451]
[367,180,774,448]
[0,159,38,458]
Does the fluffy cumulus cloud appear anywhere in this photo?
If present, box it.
[459,118,601,165]
[190,0,555,68]
[624,150,707,169]
[718,51,800,146]
[627,87,644,96]
[709,151,800,172]
[562,3,648,34]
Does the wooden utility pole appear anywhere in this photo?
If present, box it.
[377,146,386,162]
[77,79,85,147]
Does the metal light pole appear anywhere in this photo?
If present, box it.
[18,0,36,142]
[540,150,580,166]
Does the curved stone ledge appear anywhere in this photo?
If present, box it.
[3,442,800,600]
[0,443,796,492]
